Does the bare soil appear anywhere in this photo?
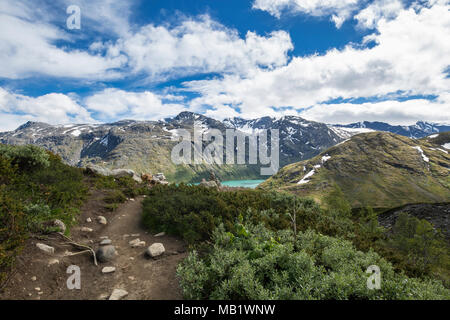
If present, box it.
[0,190,188,300]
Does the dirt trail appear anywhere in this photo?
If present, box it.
[0,193,187,300]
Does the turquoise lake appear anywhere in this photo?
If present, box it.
[190,179,266,188]
[219,180,266,189]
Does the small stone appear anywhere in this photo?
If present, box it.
[99,236,109,239]
[109,289,128,300]
[128,276,135,281]
[154,232,165,237]
[34,287,41,291]
[102,267,116,274]
[131,233,140,237]
[31,276,37,281]
[86,218,92,223]
[122,234,130,238]
[129,198,135,202]
[146,243,165,258]
[100,239,112,245]
[53,219,66,233]
[81,227,93,232]
[48,259,59,266]
[96,245,117,263]
[38,292,43,295]
[129,238,146,248]
[36,243,54,255]
[97,216,107,225]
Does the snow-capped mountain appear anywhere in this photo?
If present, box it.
[0,112,347,180]
[224,115,346,165]
[333,121,450,139]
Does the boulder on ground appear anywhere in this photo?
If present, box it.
[199,179,218,188]
[86,165,142,183]
[102,266,116,274]
[96,245,117,263]
[97,216,107,225]
[146,243,165,258]
[36,243,54,255]
[109,289,128,300]
[85,164,112,176]
[129,238,146,247]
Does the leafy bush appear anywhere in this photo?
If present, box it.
[142,184,353,244]
[387,212,449,276]
[177,222,450,300]
[103,189,127,204]
[0,144,50,170]
[0,145,89,285]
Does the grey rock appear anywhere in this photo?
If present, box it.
[96,245,117,263]
[102,266,116,274]
[36,243,54,255]
[97,216,107,225]
[129,238,145,248]
[109,289,128,300]
[146,243,165,257]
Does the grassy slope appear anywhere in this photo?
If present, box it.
[260,132,450,208]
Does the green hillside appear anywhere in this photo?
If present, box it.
[260,132,450,208]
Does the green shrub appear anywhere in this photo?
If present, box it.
[0,145,89,285]
[177,222,450,300]
[142,184,348,244]
[0,144,50,170]
[387,212,449,276]
[104,190,127,204]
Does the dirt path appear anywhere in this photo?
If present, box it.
[0,193,188,300]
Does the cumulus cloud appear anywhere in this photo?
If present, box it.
[355,0,404,29]
[301,95,450,125]
[0,87,94,131]
[252,0,361,28]
[104,15,293,80]
[84,88,187,121]
[184,1,450,123]
[0,0,126,79]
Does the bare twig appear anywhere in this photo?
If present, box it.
[55,233,98,266]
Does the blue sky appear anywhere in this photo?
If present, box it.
[0,0,449,131]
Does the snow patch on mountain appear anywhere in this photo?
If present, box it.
[412,146,429,163]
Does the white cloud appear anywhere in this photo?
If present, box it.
[84,88,187,121]
[301,95,450,125]
[252,0,361,27]
[107,15,293,80]
[355,0,404,29]
[184,1,450,123]
[0,87,94,131]
[59,0,135,36]
[0,0,127,79]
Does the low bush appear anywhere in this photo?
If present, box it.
[142,184,353,244]
[0,144,50,170]
[0,145,89,285]
[177,221,450,300]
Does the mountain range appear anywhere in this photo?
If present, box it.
[1,111,449,183]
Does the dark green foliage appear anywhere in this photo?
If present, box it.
[387,213,449,277]
[142,184,353,244]
[177,222,450,300]
[0,145,89,285]
[0,144,50,171]
[103,189,127,204]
